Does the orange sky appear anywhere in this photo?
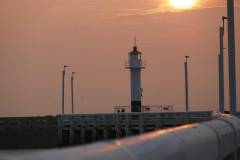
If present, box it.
[0,0,239,116]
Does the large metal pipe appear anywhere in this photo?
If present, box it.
[227,0,237,114]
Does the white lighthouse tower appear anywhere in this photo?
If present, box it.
[126,43,145,112]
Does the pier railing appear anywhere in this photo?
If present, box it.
[57,111,213,145]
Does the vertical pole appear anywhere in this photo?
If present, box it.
[227,0,237,114]
[185,56,189,112]
[70,72,75,145]
[62,69,65,115]
[71,73,74,115]
[219,27,225,113]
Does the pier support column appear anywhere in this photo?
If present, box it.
[69,128,74,144]
[91,128,97,142]
[139,115,144,134]
[81,129,85,144]
[103,128,108,140]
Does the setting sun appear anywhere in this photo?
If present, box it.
[170,0,197,9]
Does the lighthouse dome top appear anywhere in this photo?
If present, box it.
[133,46,137,51]
[129,46,141,55]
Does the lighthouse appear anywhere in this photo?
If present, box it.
[126,44,145,112]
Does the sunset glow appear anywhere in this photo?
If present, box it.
[170,0,197,9]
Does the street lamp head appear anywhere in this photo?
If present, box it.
[64,65,70,69]
[185,56,190,59]
[221,16,228,34]
[222,16,228,20]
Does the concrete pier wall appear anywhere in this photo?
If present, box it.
[59,112,213,146]
[2,114,240,160]
[0,116,59,149]
[0,112,213,149]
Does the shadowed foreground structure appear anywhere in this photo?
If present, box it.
[0,116,59,149]
[1,114,240,160]
[0,111,212,149]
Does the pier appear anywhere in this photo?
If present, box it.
[2,114,240,160]
[0,111,212,149]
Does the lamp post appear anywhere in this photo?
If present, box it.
[184,56,190,112]
[219,16,227,113]
[62,65,70,115]
[227,0,237,114]
[71,72,76,115]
